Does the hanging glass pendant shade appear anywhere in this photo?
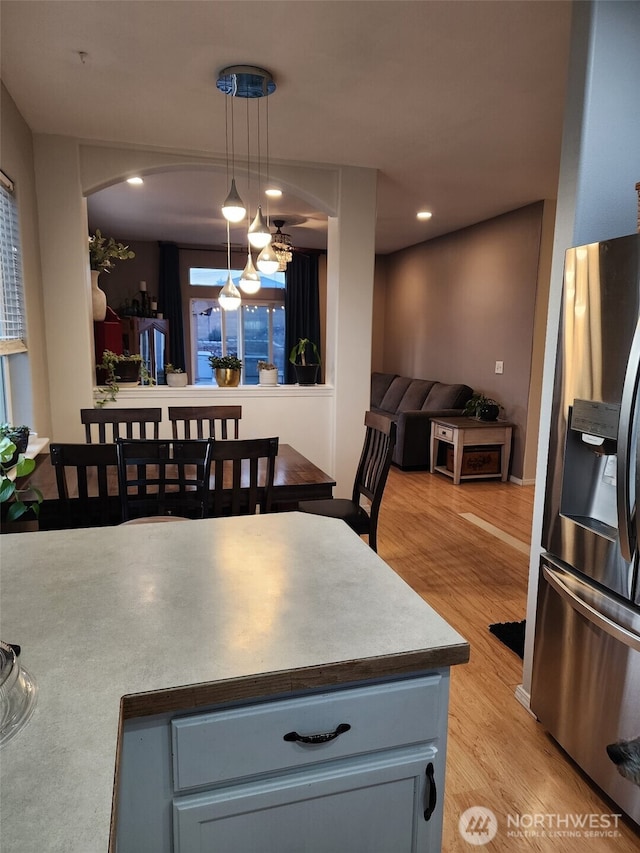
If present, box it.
[256,241,280,275]
[248,205,272,249]
[222,178,246,223]
[239,251,261,294]
[218,273,242,310]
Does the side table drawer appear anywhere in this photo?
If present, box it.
[171,675,443,791]
[434,425,454,441]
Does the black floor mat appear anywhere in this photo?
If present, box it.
[488,620,525,659]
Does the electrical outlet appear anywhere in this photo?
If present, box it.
[495,360,504,374]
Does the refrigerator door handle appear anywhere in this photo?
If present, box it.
[617,316,640,561]
[543,565,640,652]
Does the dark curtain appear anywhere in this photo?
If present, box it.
[284,253,321,384]
[158,241,185,369]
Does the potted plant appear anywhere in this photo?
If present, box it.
[257,360,278,386]
[289,338,321,385]
[165,364,188,387]
[208,354,242,388]
[463,393,501,421]
[88,229,135,321]
[95,349,153,407]
[1,431,43,526]
[0,423,30,466]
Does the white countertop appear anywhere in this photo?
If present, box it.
[0,512,468,853]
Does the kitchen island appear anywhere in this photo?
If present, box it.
[0,512,469,852]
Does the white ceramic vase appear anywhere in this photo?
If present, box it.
[166,372,188,387]
[258,369,278,386]
[91,269,107,321]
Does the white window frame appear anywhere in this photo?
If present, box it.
[0,170,27,356]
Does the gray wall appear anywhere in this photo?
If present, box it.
[375,202,546,481]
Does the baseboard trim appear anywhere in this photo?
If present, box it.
[514,683,537,718]
[509,475,536,486]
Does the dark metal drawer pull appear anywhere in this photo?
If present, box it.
[424,762,437,821]
[283,723,351,745]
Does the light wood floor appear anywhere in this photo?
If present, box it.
[377,468,640,852]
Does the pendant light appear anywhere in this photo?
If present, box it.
[256,241,280,274]
[248,205,271,249]
[239,250,261,294]
[221,87,245,223]
[218,222,241,310]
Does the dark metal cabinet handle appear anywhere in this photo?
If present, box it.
[283,723,351,745]
[424,762,437,821]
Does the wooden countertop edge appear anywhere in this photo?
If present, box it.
[109,642,469,850]
[119,643,470,719]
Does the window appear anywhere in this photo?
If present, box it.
[0,170,27,423]
[189,267,286,385]
[0,171,27,356]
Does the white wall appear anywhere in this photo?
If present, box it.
[521,0,640,703]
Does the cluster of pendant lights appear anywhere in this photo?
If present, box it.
[217,65,286,311]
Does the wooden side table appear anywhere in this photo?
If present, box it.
[430,416,513,484]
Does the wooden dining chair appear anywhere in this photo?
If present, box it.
[297,412,397,552]
[48,442,121,528]
[168,405,242,440]
[210,437,279,517]
[81,408,162,443]
[116,438,214,521]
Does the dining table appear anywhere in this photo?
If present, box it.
[23,443,336,529]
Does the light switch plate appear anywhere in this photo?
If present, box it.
[495,361,504,374]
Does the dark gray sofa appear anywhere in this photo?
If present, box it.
[371,372,473,470]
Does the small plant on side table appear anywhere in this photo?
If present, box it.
[464,393,502,422]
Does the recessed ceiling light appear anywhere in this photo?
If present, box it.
[417,210,432,220]
[127,177,144,185]
[265,188,282,198]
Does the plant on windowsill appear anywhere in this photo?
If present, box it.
[165,363,188,387]
[0,432,43,526]
[289,338,320,385]
[208,354,242,388]
[257,360,278,386]
[463,393,502,422]
[94,350,154,407]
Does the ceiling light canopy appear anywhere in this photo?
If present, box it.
[417,210,433,220]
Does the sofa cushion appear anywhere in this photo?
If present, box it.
[422,382,473,410]
[371,372,398,409]
[379,376,413,413]
[397,379,436,413]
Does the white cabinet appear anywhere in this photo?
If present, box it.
[116,673,450,853]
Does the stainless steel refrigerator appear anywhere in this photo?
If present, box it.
[531,233,640,825]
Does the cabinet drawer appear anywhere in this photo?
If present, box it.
[435,425,454,441]
[171,675,443,792]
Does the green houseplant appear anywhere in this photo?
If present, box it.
[289,338,320,385]
[95,350,153,407]
[89,229,135,273]
[0,430,43,524]
[464,393,501,421]
[208,354,242,388]
[165,363,188,387]
[88,229,136,321]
